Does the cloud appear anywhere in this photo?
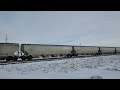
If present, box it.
[0,11,120,47]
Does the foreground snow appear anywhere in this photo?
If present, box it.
[0,55,120,79]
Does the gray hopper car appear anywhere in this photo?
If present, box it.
[99,47,116,55]
[116,47,120,54]
[0,43,19,61]
[20,44,73,60]
[74,46,99,55]
[0,42,119,61]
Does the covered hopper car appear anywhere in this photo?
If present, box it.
[0,43,119,61]
[0,43,19,61]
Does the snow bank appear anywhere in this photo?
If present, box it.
[0,55,120,79]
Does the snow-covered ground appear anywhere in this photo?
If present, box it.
[0,55,120,79]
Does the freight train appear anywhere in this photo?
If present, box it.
[0,43,120,61]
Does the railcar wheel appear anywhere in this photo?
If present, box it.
[51,54,55,57]
[95,54,97,56]
[41,55,45,58]
[74,54,78,57]
[20,56,26,60]
[6,56,13,61]
[67,54,72,57]
[27,55,32,60]
[14,56,18,61]
[60,54,63,57]
[67,54,69,57]
[6,58,10,61]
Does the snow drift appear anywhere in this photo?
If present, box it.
[0,55,120,79]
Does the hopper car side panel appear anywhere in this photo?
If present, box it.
[116,47,120,54]
[74,46,99,55]
[100,47,115,54]
[21,44,72,58]
[0,43,19,60]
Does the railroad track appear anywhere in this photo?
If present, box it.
[0,55,112,65]
[0,57,82,65]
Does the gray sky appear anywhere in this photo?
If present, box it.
[0,11,120,47]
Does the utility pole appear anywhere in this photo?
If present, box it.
[80,42,81,46]
[5,33,8,43]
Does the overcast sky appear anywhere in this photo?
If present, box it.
[0,11,120,47]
